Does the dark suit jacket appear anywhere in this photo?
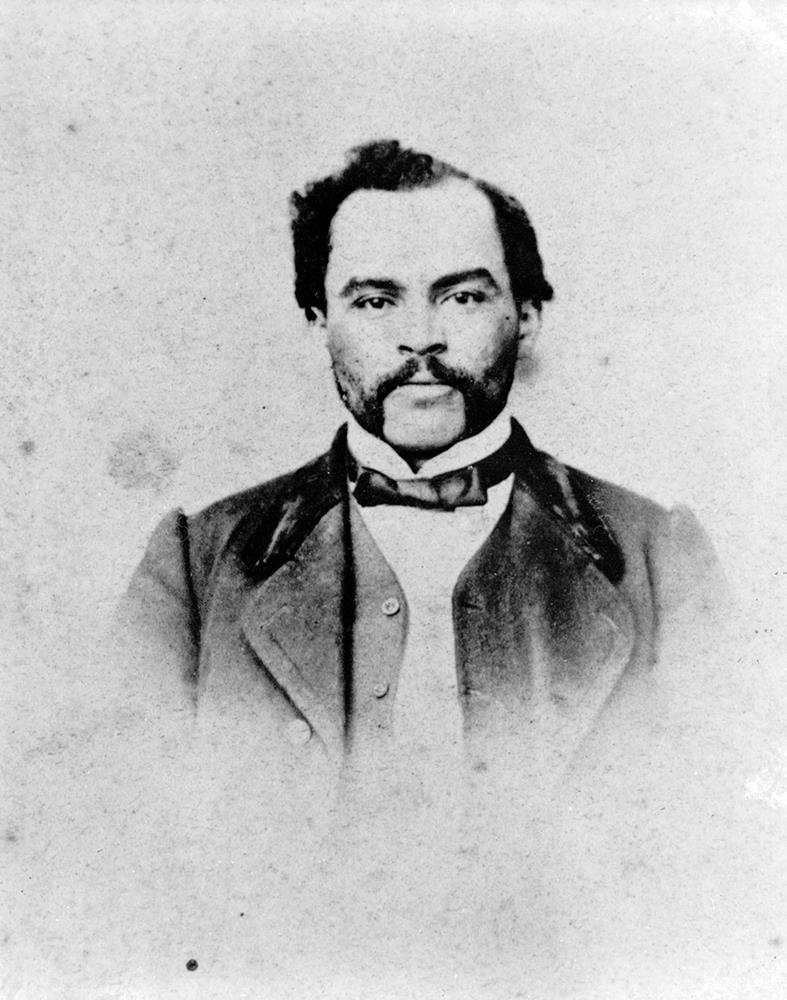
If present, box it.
[117,421,730,802]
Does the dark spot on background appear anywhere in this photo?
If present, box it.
[19,439,35,455]
[107,428,179,492]
[186,958,198,971]
[5,829,18,843]
[599,355,610,367]
[769,935,783,948]
[66,122,78,133]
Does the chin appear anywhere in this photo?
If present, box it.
[381,396,470,457]
[383,426,466,456]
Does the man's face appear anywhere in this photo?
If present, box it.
[314,179,537,464]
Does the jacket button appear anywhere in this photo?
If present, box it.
[372,681,389,699]
[381,597,400,616]
[286,719,312,746]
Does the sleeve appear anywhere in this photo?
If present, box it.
[646,503,734,642]
[644,502,743,733]
[113,508,201,701]
[643,513,785,906]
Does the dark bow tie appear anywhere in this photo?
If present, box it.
[349,437,516,511]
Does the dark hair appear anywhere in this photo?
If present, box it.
[289,139,554,318]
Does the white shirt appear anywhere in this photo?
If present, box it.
[347,412,515,776]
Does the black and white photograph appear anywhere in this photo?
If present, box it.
[3,2,786,998]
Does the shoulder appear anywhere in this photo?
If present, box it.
[567,465,669,542]
[566,462,730,619]
[182,439,343,587]
[570,465,721,569]
[189,449,331,542]
[122,440,344,650]
[510,421,673,582]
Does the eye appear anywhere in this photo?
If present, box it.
[353,296,393,311]
[448,289,487,306]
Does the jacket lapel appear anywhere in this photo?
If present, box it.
[455,476,635,779]
[236,432,350,763]
[240,503,348,763]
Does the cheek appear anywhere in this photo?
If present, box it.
[455,314,518,369]
[327,325,358,368]
[326,326,378,389]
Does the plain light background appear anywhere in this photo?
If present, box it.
[2,1,786,995]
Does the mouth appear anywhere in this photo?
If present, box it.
[388,382,459,406]
[398,380,452,391]
[402,381,448,388]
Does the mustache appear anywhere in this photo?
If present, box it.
[374,355,478,401]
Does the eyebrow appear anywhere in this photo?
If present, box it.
[339,277,403,299]
[429,268,500,297]
[339,268,500,300]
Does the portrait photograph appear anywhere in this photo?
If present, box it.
[3,1,786,998]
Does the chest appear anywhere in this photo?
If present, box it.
[199,486,652,791]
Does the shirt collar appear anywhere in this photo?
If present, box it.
[346,409,515,480]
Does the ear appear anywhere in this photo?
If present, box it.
[308,307,327,332]
[516,301,542,359]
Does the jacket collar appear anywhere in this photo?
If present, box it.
[238,426,349,582]
[506,420,625,586]
[238,420,624,588]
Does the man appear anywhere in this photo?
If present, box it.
[119,139,731,819]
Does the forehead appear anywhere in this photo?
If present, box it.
[326,179,507,286]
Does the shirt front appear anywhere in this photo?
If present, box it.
[346,411,516,781]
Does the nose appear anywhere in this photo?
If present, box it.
[397,305,446,356]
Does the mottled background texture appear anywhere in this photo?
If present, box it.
[2,1,786,998]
